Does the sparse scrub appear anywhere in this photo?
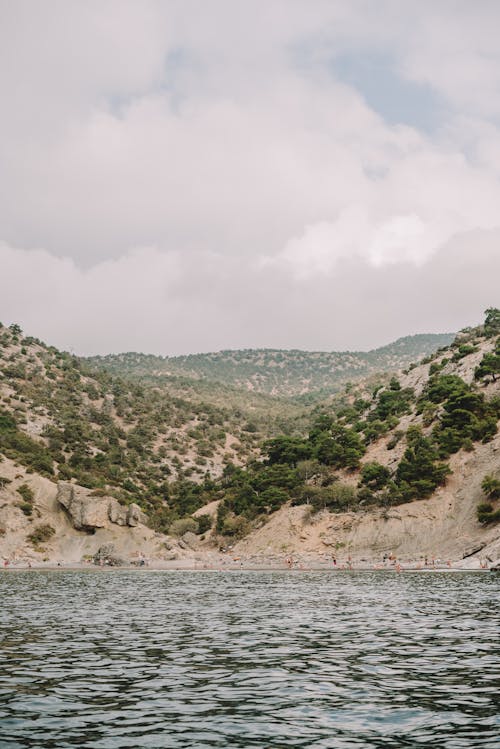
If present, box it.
[17,483,34,503]
[27,524,55,545]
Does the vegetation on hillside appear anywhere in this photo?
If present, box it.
[1,311,498,540]
[85,333,455,398]
[477,473,500,524]
[0,322,304,529]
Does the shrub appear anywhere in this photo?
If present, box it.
[17,501,33,516]
[481,475,500,499]
[477,503,500,525]
[218,514,249,538]
[28,524,55,545]
[293,482,357,512]
[451,344,477,362]
[196,514,213,534]
[168,517,198,536]
[17,483,34,503]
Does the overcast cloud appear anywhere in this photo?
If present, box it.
[0,0,499,354]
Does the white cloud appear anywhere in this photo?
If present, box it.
[0,1,499,352]
[1,229,498,355]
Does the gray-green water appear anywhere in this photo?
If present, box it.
[0,570,498,748]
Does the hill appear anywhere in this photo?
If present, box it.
[1,313,499,567]
[0,323,307,534]
[231,316,500,563]
[85,333,455,398]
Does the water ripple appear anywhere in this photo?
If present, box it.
[0,570,498,748]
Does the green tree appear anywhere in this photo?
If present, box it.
[396,427,450,500]
[484,307,500,337]
[475,339,500,382]
[359,462,391,491]
[312,423,365,470]
[263,436,311,466]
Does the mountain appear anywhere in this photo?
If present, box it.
[230,319,500,562]
[85,333,455,398]
[1,313,499,567]
[0,323,307,533]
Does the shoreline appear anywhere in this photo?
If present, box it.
[1,561,493,572]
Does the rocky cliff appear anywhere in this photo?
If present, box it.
[0,458,188,565]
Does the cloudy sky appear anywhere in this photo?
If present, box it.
[1,0,499,355]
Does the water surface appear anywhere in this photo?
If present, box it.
[0,570,498,748]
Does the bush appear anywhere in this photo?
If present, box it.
[451,344,477,362]
[196,514,213,534]
[168,517,198,536]
[28,524,55,545]
[422,374,468,404]
[477,503,500,525]
[293,482,357,512]
[18,501,33,516]
[218,514,249,538]
[17,483,34,503]
[481,475,500,499]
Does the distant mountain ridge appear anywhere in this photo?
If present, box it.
[86,333,455,397]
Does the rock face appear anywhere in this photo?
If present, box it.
[57,484,146,532]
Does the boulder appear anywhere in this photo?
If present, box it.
[57,484,108,532]
[108,501,128,526]
[127,503,146,527]
[181,531,199,549]
[462,541,486,559]
[57,483,147,531]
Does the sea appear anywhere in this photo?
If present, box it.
[0,569,498,748]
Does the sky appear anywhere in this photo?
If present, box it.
[1,0,499,355]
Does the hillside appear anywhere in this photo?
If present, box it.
[85,333,454,398]
[1,313,499,567]
[232,319,500,563]
[191,311,499,558]
[0,323,306,533]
